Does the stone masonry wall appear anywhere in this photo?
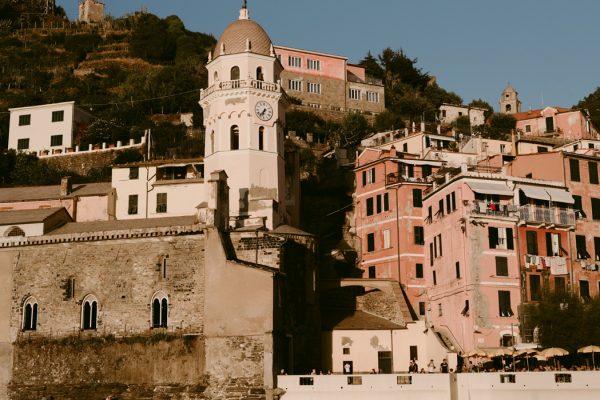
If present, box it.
[230,232,284,270]
[9,235,205,339]
[9,335,206,400]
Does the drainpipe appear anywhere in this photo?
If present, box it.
[395,185,402,287]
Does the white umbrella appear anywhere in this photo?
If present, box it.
[541,347,569,370]
[513,349,538,371]
[578,345,600,369]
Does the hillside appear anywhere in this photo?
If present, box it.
[0,10,216,157]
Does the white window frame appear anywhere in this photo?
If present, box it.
[81,294,98,330]
[383,229,391,249]
[349,88,361,100]
[307,58,320,71]
[22,296,38,331]
[151,291,169,329]
[497,227,507,250]
[289,79,302,92]
[307,82,321,94]
[288,55,301,68]
[367,91,379,103]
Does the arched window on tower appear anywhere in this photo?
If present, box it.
[231,125,240,150]
[210,131,215,154]
[505,104,512,112]
[81,294,98,330]
[151,292,168,328]
[256,67,264,81]
[230,66,240,81]
[258,127,264,150]
[22,297,38,331]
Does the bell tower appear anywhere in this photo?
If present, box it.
[500,84,521,114]
[200,3,287,229]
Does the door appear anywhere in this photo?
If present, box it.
[378,351,393,373]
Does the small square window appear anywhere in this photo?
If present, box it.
[51,110,64,122]
[343,347,350,355]
[129,167,139,179]
[17,138,30,150]
[50,134,63,147]
[18,114,31,126]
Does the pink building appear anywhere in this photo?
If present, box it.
[514,107,598,141]
[354,147,443,311]
[0,178,114,222]
[273,45,385,115]
[423,169,521,351]
[507,151,600,300]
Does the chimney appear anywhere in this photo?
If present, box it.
[421,121,425,132]
[207,170,230,230]
[60,176,72,196]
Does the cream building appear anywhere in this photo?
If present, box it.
[200,4,288,229]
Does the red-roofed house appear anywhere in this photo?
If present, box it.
[514,106,597,140]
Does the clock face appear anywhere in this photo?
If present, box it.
[255,101,273,121]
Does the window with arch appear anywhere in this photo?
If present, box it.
[505,104,512,112]
[22,297,38,331]
[258,127,264,150]
[256,66,264,81]
[81,295,98,330]
[213,71,218,82]
[231,125,240,150]
[230,66,240,81]
[210,131,215,154]
[151,292,169,328]
[6,226,25,237]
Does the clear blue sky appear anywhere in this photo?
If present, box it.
[58,0,600,112]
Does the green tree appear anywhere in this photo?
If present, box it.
[453,115,471,135]
[335,112,371,147]
[469,98,494,120]
[129,14,176,63]
[483,113,516,140]
[575,86,600,132]
[532,292,586,352]
[374,110,405,132]
[358,51,384,81]
[285,110,324,139]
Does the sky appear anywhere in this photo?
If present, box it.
[57,0,600,112]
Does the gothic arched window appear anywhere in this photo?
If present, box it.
[81,294,98,330]
[505,104,512,112]
[151,292,168,328]
[231,125,240,150]
[22,297,38,331]
[256,67,264,81]
[230,66,240,81]
[258,127,264,151]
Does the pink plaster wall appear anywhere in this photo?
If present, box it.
[273,46,346,80]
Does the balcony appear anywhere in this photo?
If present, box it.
[200,79,280,100]
[385,172,429,186]
[518,205,575,227]
[470,201,518,218]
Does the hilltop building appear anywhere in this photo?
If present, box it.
[7,101,94,155]
[439,104,487,127]
[78,0,104,24]
[513,107,598,140]
[273,45,385,116]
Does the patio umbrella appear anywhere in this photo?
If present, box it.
[487,348,513,371]
[467,349,488,358]
[513,349,538,371]
[578,345,600,369]
[541,347,569,369]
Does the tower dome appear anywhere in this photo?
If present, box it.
[213,6,273,59]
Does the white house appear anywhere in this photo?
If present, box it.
[8,101,94,155]
[111,160,206,220]
[439,104,486,127]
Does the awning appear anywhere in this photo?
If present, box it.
[467,181,513,196]
[157,163,190,168]
[518,185,574,204]
[393,159,444,166]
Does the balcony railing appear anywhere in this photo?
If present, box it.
[470,201,518,217]
[201,79,280,99]
[385,172,429,186]
[518,205,575,226]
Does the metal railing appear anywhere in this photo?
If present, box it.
[470,201,518,217]
[201,79,280,99]
[385,172,429,186]
[518,205,575,226]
